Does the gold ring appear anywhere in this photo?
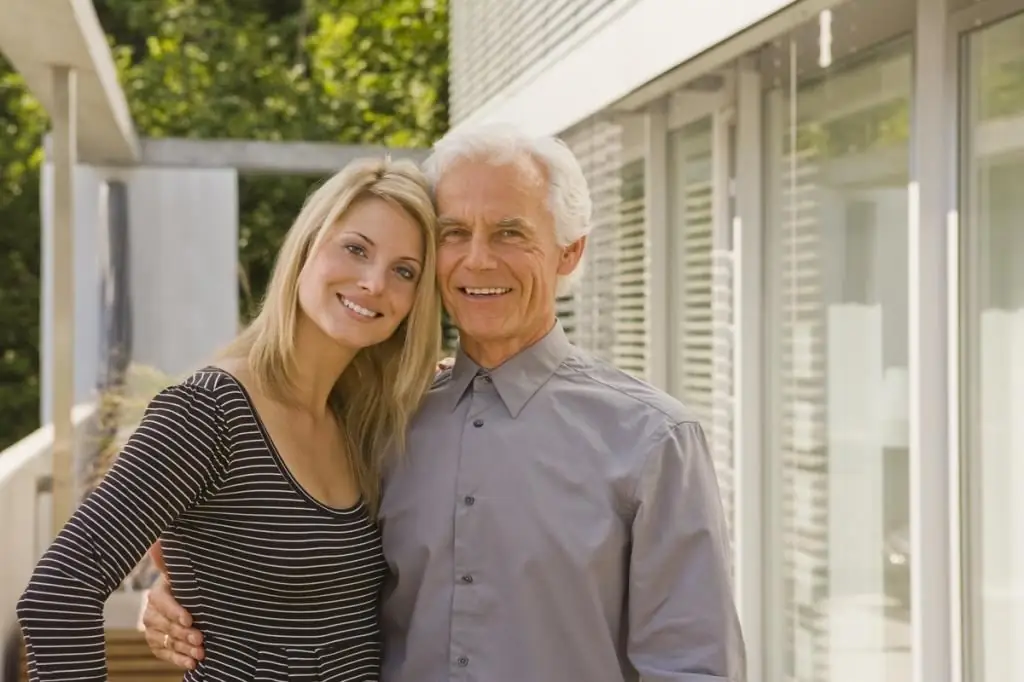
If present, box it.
[163,633,171,649]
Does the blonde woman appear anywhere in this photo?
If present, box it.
[16,157,442,682]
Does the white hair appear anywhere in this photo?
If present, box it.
[422,122,593,295]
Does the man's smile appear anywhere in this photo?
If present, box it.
[458,287,512,298]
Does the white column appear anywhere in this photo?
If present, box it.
[909,0,957,680]
[644,100,670,391]
[50,66,77,536]
[732,58,764,682]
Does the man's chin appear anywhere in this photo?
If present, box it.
[449,306,512,327]
[456,324,510,343]
[453,316,521,347]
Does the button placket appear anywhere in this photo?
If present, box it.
[450,373,497,677]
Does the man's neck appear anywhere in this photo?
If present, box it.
[460,319,557,369]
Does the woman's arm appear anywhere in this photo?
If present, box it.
[16,377,231,682]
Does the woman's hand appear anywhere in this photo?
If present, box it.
[141,572,204,670]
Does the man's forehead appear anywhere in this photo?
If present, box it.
[439,154,546,188]
[435,155,550,222]
[437,176,540,213]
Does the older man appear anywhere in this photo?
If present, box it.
[143,123,745,681]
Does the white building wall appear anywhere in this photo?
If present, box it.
[40,163,104,425]
[449,0,799,136]
[449,0,621,122]
[40,164,239,423]
[125,168,239,378]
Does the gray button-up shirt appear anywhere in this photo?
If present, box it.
[378,322,745,682]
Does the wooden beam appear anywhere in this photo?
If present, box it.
[138,138,431,174]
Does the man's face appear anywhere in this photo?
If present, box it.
[435,156,584,364]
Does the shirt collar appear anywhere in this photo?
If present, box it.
[448,321,573,418]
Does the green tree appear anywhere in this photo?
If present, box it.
[0,59,46,449]
[0,0,449,449]
[102,0,449,315]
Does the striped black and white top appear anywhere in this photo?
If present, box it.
[17,367,388,682]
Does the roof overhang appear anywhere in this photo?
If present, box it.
[137,138,431,174]
[447,0,807,137]
[0,0,140,164]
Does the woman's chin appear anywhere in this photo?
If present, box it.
[323,322,394,353]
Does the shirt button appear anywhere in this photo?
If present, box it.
[461,574,473,583]
[457,656,469,667]
[464,495,475,506]
[473,419,484,428]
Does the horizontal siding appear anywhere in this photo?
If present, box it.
[561,121,622,362]
[558,120,649,381]
[449,0,623,122]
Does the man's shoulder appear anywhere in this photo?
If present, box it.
[559,347,697,431]
[406,368,459,428]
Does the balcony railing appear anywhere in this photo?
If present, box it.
[0,405,96,675]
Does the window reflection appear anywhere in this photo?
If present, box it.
[767,36,913,682]
[669,117,737,564]
[963,11,1024,682]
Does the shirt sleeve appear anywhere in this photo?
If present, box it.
[626,420,747,682]
[16,378,231,682]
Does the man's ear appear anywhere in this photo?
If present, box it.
[557,236,586,276]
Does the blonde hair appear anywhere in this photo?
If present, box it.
[221,157,441,514]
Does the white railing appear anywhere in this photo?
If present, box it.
[0,404,96,675]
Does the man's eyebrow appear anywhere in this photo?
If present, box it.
[496,216,532,230]
[437,216,465,227]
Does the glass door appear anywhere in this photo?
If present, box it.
[957,7,1024,682]
[762,16,915,682]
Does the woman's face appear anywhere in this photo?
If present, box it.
[297,197,425,351]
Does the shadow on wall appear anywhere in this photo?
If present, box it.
[2,624,20,681]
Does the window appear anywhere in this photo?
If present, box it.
[669,116,736,554]
[562,121,648,378]
[765,35,913,682]
[961,11,1024,682]
[613,161,648,379]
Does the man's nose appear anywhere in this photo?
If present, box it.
[464,236,497,270]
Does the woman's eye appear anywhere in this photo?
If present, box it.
[345,243,367,257]
[396,266,417,281]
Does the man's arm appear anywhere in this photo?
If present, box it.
[139,360,465,667]
[627,421,746,682]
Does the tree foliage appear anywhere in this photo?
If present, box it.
[0,61,47,446]
[0,0,449,449]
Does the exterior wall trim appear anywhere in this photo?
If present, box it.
[613,0,841,113]
[448,0,806,138]
[908,0,957,680]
